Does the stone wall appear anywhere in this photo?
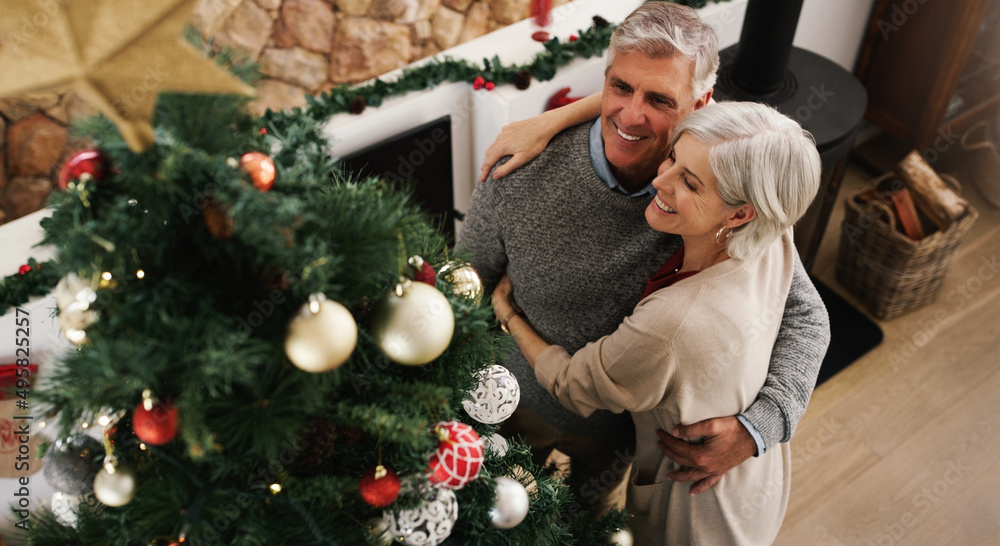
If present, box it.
[0,0,566,225]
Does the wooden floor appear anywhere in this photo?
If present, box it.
[774,141,1000,545]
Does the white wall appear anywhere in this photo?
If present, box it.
[795,0,877,71]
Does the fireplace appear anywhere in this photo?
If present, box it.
[337,115,457,237]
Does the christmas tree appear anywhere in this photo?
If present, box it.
[0,3,628,545]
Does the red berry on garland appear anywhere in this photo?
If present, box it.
[531,30,550,43]
[408,256,436,286]
[133,398,179,445]
[485,81,495,91]
[58,150,110,189]
[239,152,277,192]
[569,34,578,42]
[426,421,484,489]
[259,127,268,135]
[359,465,401,507]
[18,264,32,275]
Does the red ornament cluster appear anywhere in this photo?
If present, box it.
[359,465,401,507]
[426,421,484,489]
[239,152,276,192]
[132,400,179,445]
[59,150,110,189]
[472,76,495,91]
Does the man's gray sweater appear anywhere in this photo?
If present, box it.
[459,122,830,447]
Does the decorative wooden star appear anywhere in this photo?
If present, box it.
[0,0,255,152]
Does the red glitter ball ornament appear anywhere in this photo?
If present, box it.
[359,465,401,507]
[426,421,484,489]
[239,152,277,192]
[408,256,436,286]
[132,400,179,445]
[58,150,110,189]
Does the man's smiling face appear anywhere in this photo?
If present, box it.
[600,50,708,192]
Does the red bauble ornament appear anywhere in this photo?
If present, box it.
[239,151,277,192]
[426,421,484,489]
[132,400,179,445]
[359,465,401,507]
[59,150,110,189]
[408,256,436,286]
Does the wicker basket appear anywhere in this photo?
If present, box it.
[835,172,979,320]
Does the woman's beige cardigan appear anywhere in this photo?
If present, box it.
[535,230,796,545]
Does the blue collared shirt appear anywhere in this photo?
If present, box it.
[588,120,657,198]
[588,119,767,457]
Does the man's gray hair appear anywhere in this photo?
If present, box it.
[672,101,822,260]
[606,2,720,100]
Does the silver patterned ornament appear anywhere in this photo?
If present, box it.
[55,273,100,344]
[462,364,520,424]
[383,486,458,546]
[483,433,509,457]
[490,476,530,529]
[50,492,81,527]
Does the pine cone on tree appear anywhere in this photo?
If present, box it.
[592,15,610,29]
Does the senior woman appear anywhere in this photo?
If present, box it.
[492,101,821,545]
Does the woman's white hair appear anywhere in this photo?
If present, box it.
[672,101,822,260]
[606,2,720,100]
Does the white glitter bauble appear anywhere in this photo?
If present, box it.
[93,466,136,507]
[372,281,455,366]
[610,526,634,546]
[284,294,357,372]
[462,364,520,424]
[490,476,529,529]
[383,487,458,546]
[483,433,509,457]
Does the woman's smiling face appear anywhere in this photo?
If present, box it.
[644,133,730,242]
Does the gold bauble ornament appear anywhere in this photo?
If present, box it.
[285,294,358,372]
[372,280,455,366]
[438,262,484,305]
[93,466,136,507]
